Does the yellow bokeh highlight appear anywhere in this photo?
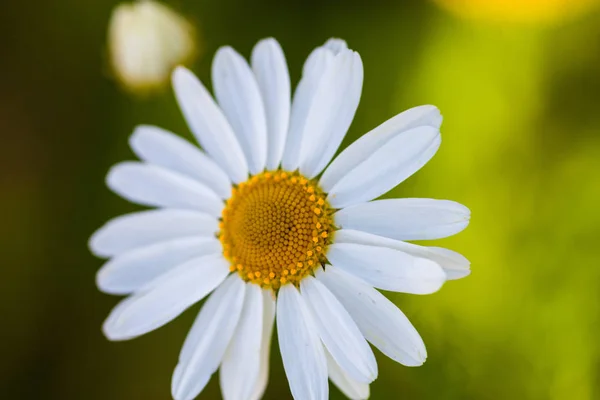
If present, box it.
[434,0,599,24]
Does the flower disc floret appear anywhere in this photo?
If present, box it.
[219,171,334,289]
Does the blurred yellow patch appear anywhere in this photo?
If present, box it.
[433,0,599,24]
[108,0,198,94]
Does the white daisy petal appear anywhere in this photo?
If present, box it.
[220,284,264,400]
[317,267,427,366]
[106,161,223,217]
[172,66,248,183]
[327,243,446,295]
[277,284,328,400]
[130,125,232,199]
[334,198,471,241]
[96,237,221,295]
[282,47,334,171]
[102,254,229,341]
[326,126,440,208]
[425,247,471,280]
[250,289,276,400]
[300,277,377,383]
[320,105,442,192]
[335,229,470,280]
[212,46,268,174]
[298,49,363,178]
[89,209,218,258]
[325,348,370,400]
[323,38,348,54]
[172,274,246,400]
[251,38,291,170]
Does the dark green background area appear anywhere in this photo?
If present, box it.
[2,0,600,399]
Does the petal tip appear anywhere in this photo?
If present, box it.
[172,65,190,82]
[128,125,150,149]
[104,163,122,191]
[323,37,348,54]
[95,267,109,292]
[214,45,237,62]
[101,319,123,342]
[88,232,103,257]
[257,37,279,49]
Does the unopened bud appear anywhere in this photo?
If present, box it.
[108,0,197,93]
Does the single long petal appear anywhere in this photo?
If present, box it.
[106,162,223,217]
[325,348,370,400]
[172,274,246,400]
[327,243,446,294]
[317,267,427,366]
[277,284,328,400]
[335,229,470,280]
[102,254,229,341]
[334,198,471,241]
[251,38,291,170]
[282,47,334,171]
[212,47,267,174]
[172,66,248,183]
[89,209,218,258]
[326,125,440,208]
[96,237,221,295]
[301,277,377,383]
[320,105,442,191]
[250,289,276,400]
[220,284,264,400]
[297,49,363,178]
[130,125,232,199]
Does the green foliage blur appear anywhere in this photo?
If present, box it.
[2,0,600,399]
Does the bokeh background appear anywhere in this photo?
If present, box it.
[2,0,600,398]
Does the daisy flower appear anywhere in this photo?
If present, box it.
[90,37,471,400]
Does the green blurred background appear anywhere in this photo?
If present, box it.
[2,0,600,398]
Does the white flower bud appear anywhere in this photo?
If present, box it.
[108,0,197,93]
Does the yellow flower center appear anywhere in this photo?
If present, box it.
[219,170,334,290]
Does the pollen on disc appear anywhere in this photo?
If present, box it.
[219,171,334,290]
